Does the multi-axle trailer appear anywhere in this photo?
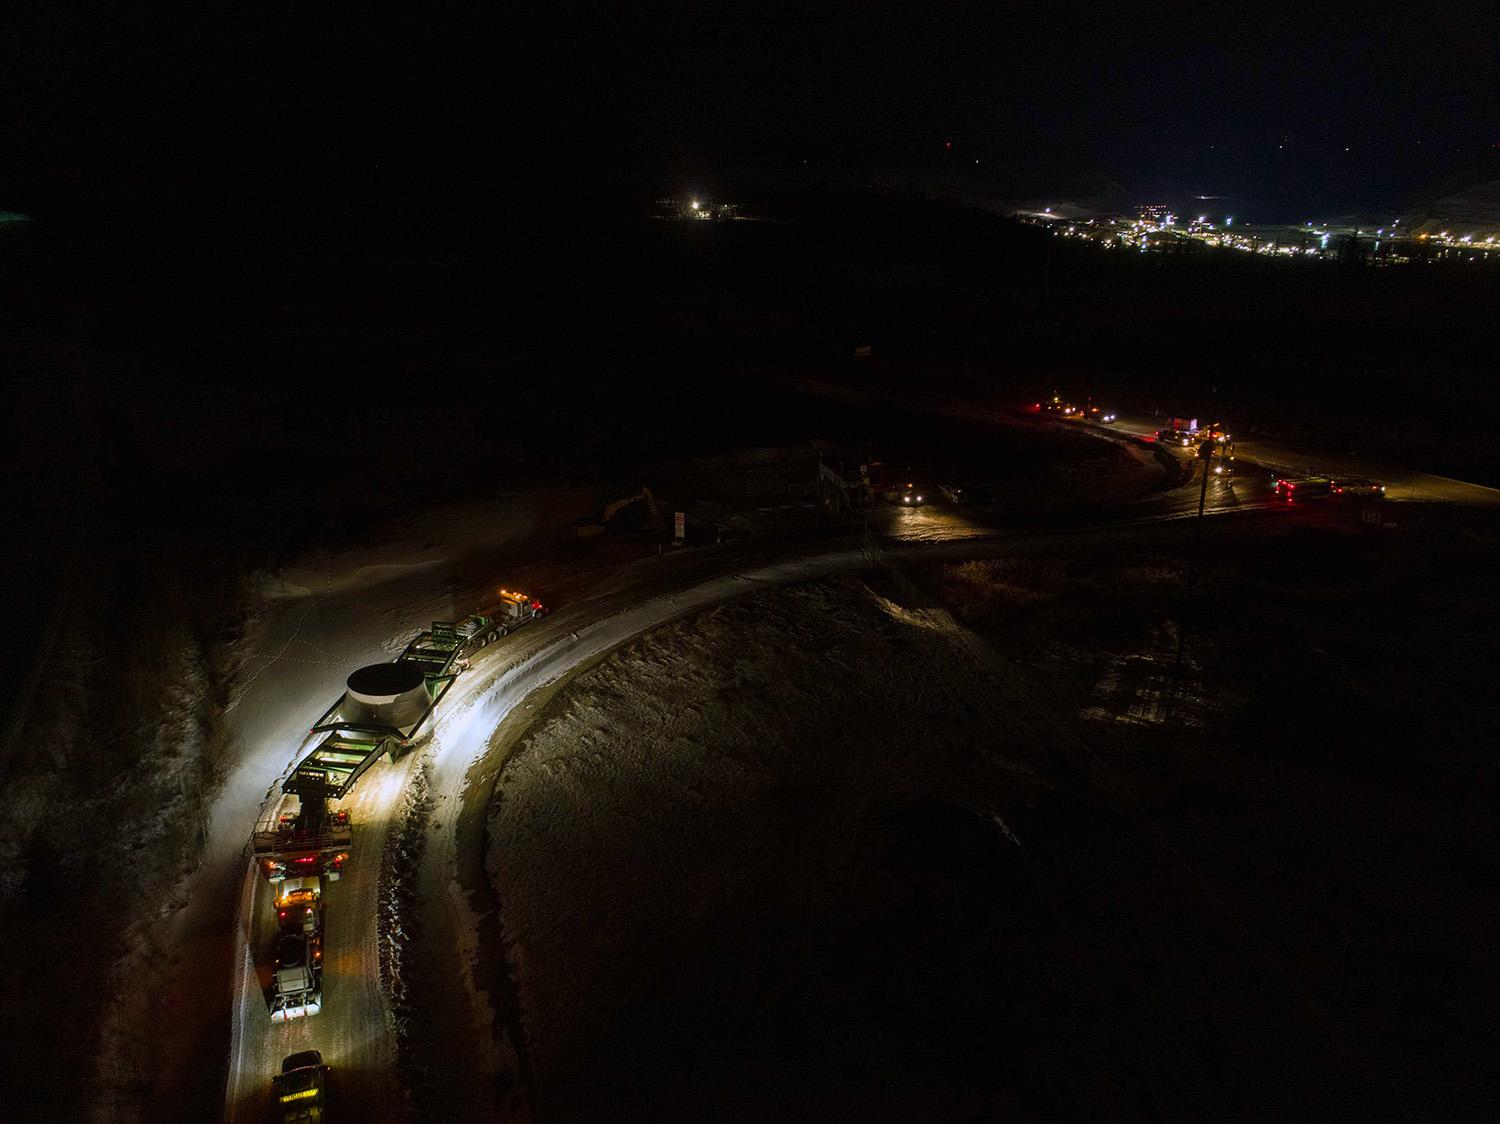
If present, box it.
[249,589,546,1022]
[251,590,546,883]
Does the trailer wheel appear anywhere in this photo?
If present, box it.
[497,626,508,637]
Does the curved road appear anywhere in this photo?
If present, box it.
[217,420,1500,1119]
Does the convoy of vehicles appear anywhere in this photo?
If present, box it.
[252,594,547,882]
[247,589,548,1084]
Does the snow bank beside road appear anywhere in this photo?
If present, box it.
[482,578,1066,1119]
[483,573,1334,1120]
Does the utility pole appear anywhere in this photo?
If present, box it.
[1194,438,1215,545]
[1178,438,1216,681]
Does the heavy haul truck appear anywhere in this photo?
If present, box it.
[270,928,323,1022]
[251,593,546,883]
[248,593,546,1022]
[269,875,325,1020]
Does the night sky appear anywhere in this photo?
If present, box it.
[3,2,1498,229]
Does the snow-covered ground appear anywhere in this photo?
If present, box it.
[477,580,1045,1116]
[59,487,592,1122]
[24,426,1288,1119]
[476,575,1348,1119]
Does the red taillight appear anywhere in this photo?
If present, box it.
[279,911,286,919]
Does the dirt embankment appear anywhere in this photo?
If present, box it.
[481,577,1329,1120]
[0,546,251,1122]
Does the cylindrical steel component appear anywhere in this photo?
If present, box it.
[344,663,429,729]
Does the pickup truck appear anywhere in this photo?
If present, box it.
[274,1050,329,1122]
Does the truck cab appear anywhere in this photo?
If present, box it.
[275,876,323,935]
[494,589,546,631]
[270,933,323,1021]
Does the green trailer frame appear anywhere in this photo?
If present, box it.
[289,615,491,798]
[253,603,545,883]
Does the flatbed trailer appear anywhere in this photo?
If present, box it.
[297,595,546,789]
[251,592,547,881]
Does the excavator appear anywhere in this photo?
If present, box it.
[575,486,663,537]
